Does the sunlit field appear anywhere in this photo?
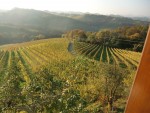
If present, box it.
[0,38,141,112]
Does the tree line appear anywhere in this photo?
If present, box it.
[64,25,148,52]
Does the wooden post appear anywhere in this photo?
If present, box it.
[125,26,150,113]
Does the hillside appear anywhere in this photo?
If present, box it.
[0,8,149,45]
[0,38,139,112]
[61,13,148,30]
[74,42,141,69]
[132,17,150,22]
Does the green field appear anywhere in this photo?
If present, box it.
[0,38,140,113]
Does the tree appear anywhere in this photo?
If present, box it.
[65,29,87,42]
[96,30,111,45]
[101,64,129,112]
[86,32,97,43]
[77,31,87,42]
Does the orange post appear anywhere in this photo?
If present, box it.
[125,26,150,113]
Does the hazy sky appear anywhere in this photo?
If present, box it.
[0,0,149,17]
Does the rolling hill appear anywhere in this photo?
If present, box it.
[0,8,149,45]
[0,38,140,112]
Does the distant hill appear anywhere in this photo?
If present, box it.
[0,8,149,45]
[132,17,150,22]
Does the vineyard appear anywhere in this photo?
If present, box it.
[0,38,142,76]
[74,42,141,69]
[0,38,73,74]
[0,38,141,112]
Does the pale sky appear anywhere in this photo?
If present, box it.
[0,0,149,17]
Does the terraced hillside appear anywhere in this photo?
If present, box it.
[74,42,141,69]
